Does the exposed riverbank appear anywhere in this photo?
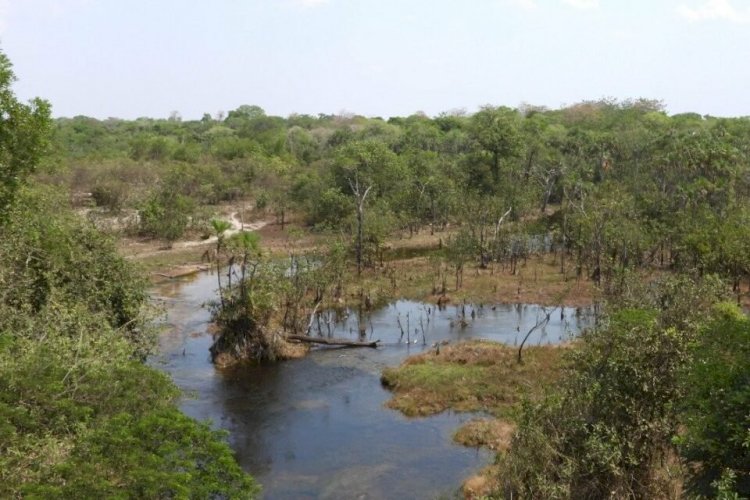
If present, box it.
[129,215,596,308]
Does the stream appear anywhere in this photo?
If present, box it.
[150,270,593,499]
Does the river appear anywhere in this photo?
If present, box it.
[150,270,592,499]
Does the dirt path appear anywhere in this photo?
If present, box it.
[126,213,270,260]
[177,213,268,249]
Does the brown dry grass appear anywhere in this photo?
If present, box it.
[454,418,516,451]
[126,245,213,276]
[118,207,596,308]
[254,220,326,255]
[462,465,502,500]
[346,253,595,309]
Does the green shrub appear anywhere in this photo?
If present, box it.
[499,309,690,499]
[678,303,750,497]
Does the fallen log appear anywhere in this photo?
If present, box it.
[286,334,380,348]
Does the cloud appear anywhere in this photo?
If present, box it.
[678,0,750,23]
[504,0,601,12]
[295,0,330,7]
[561,0,600,9]
[504,0,539,10]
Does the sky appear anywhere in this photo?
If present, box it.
[2,0,749,119]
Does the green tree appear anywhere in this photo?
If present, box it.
[334,140,403,273]
[0,187,258,498]
[210,218,233,308]
[30,409,259,499]
[500,309,692,498]
[0,52,52,219]
[678,303,750,497]
[139,189,195,247]
[469,106,523,186]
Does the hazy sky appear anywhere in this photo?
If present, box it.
[2,0,749,119]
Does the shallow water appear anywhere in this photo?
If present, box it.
[150,271,592,500]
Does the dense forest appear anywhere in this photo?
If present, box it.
[2,41,749,498]
[44,98,750,298]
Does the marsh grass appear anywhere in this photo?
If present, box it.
[124,216,596,308]
[380,340,565,418]
[381,340,568,498]
[346,254,594,309]
[453,418,516,451]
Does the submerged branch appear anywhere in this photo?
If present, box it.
[286,334,380,348]
[518,307,553,364]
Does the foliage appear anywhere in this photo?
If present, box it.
[0,302,257,498]
[27,409,258,499]
[678,303,750,497]
[208,231,280,363]
[91,179,128,212]
[43,100,750,298]
[499,309,693,499]
[0,187,150,351]
[139,187,195,246]
[0,52,52,218]
[0,188,257,497]
[0,48,257,498]
[209,231,347,364]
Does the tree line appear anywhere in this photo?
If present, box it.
[47,99,750,295]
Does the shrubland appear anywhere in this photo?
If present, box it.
[383,274,749,498]
[0,52,258,498]
[15,54,750,499]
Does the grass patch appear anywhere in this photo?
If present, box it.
[454,418,516,451]
[132,247,209,274]
[380,340,565,418]
[381,339,569,495]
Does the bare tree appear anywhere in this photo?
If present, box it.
[518,307,553,364]
[348,173,373,275]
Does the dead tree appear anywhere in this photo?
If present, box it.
[518,307,553,364]
[348,174,373,276]
[286,334,380,348]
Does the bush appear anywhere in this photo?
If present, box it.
[678,303,750,497]
[499,309,691,499]
[0,187,258,498]
[91,180,128,212]
[0,187,149,347]
[26,409,258,499]
[139,189,195,246]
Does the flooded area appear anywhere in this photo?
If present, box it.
[150,271,592,499]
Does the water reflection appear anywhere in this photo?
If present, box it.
[150,271,592,499]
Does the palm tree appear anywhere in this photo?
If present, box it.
[211,219,232,308]
[233,231,260,305]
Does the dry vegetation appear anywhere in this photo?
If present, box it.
[120,209,597,310]
[348,253,595,308]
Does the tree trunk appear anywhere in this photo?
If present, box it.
[362,203,364,276]
[493,150,500,184]
[349,175,372,277]
[286,335,379,348]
